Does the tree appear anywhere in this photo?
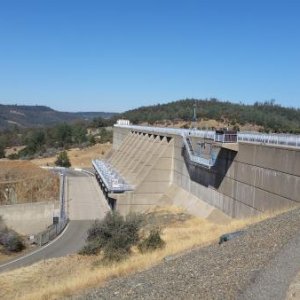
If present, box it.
[55,151,71,167]
[72,124,87,144]
[55,123,72,148]
[0,142,5,159]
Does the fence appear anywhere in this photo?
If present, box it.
[35,173,68,246]
[37,218,68,246]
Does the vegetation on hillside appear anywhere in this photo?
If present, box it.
[121,99,300,133]
[0,120,113,159]
[1,99,298,159]
[0,104,117,130]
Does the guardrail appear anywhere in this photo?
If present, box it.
[35,173,68,246]
[37,218,68,246]
[238,132,300,147]
[120,124,215,139]
[115,124,300,148]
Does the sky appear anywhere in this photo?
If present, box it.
[0,0,299,112]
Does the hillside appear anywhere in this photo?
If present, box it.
[121,99,300,133]
[0,161,58,204]
[0,105,116,130]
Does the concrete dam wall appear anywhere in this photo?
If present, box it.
[102,126,300,218]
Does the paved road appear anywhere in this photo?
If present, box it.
[0,169,110,273]
[67,170,109,220]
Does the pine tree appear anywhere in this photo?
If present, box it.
[55,151,71,167]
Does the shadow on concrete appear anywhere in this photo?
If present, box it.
[182,146,237,189]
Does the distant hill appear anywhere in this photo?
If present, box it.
[0,105,117,130]
[121,99,300,133]
[73,111,116,120]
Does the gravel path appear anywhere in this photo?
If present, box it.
[71,207,300,300]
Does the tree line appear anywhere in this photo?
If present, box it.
[120,99,300,133]
[0,120,113,159]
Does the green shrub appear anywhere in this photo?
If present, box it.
[138,229,165,253]
[55,150,71,167]
[79,211,143,262]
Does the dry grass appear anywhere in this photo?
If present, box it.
[155,119,263,132]
[4,146,26,157]
[0,161,59,204]
[0,205,295,300]
[31,143,112,169]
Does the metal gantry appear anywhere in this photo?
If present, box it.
[92,159,133,193]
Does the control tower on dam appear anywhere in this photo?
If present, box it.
[93,123,300,218]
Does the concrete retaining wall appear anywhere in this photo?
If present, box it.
[173,135,300,218]
[0,201,58,235]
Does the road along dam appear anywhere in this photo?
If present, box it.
[93,124,300,219]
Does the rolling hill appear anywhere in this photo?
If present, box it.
[0,105,117,130]
[121,99,300,133]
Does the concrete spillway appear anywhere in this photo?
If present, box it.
[96,125,300,218]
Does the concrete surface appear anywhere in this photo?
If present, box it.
[0,201,58,235]
[109,133,174,215]
[67,173,110,220]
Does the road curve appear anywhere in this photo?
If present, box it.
[0,169,110,273]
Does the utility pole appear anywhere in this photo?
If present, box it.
[192,102,197,129]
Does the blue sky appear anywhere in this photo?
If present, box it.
[0,0,299,112]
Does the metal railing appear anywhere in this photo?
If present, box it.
[37,218,68,246]
[115,124,300,148]
[238,132,300,147]
[182,136,215,168]
[118,124,215,139]
[59,173,66,219]
[35,173,68,246]
[92,159,133,192]
[215,133,238,143]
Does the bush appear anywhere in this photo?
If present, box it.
[79,211,143,262]
[138,229,165,253]
[0,217,25,253]
[78,240,101,255]
[1,231,25,252]
[55,150,71,167]
[7,153,19,160]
